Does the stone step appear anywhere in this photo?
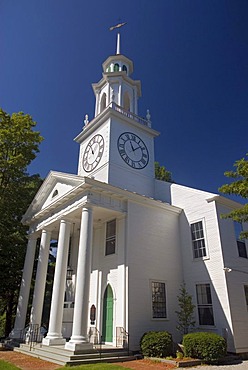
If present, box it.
[15,343,137,366]
[66,355,139,366]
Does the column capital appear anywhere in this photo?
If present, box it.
[82,204,94,212]
[60,219,72,226]
[41,228,52,234]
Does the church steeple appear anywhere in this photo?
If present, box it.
[92,30,141,117]
[76,31,159,198]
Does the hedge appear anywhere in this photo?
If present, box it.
[183,332,227,361]
[140,331,173,358]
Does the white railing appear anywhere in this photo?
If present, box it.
[110,102,151,127]
[83,102,151,130]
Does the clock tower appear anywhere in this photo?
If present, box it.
[75,33,159,197]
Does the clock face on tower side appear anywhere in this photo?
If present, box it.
[83,134,104,172]
[117,132,149,169]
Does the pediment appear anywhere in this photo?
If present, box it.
[23,171,85,223]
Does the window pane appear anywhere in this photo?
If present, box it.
[244,286,248,309]
[191,221,206,258]
[106,220,116,238]
[237,241,247,258]
[196,284,214,326]
[105,220,116,256]
[198,306,214,325]
[152,282,166,318]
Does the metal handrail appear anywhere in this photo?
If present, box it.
[25,324,43,351]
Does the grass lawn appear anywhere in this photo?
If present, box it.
[58,364,132,369]
[0,360,20,370]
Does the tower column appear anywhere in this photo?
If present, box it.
[65,206,93,351]
[43,220,71,346]
[134,88,138,115]
[10,234,37,338]
[118,82,122,107]
[29,229,51,328]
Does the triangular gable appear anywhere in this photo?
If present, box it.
[22,171,85,223]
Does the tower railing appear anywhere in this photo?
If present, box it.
[110,102,151,127]
[83,102,151,130]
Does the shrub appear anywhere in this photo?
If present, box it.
[183,332,227,361]
[140,331,173,358]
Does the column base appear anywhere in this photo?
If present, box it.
[65,341,93,352]
[42,337,66,346]
[9,329,22,339]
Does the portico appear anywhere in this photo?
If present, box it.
[13,174,127,350]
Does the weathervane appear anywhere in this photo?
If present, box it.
[109,21,127,31]
[109,21,127,55]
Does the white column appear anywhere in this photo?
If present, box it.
[117,217,127,331]
[43,220,71,346]
[118,82,122,107]
[30,229,51,327]
[65,207,93,351]
[10,234,37,338]
[134,88,138,115]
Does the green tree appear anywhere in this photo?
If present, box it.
[155,161,173,182]
[219,153,248,239]
[0,108,43,337]
[175,283,195,335]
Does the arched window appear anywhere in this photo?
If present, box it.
[114,63,119,72]
[123,91,130,111]
[106,66,111,72]
[100,93,106,113]
[122,65,127,73]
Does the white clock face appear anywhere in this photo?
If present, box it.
[83,134,104,172]
[117,132,149,169]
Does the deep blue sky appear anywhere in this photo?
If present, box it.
[1,0,248,200]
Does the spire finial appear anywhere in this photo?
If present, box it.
[109,21,127,55]
[116,32,120,55]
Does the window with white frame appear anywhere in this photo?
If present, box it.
[105,219,116,256]
[196,284,214,326]
[234,222,247,258]
[151,281,167,319]
[191,221,207,258]
[244,285,248,311]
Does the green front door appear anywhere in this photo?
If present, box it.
[102,285,113,342]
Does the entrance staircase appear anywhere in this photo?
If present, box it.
[14,343,140,366]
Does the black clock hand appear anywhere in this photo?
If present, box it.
[130,140,135,151]
[89,144,94,155]
[133,145,141,152]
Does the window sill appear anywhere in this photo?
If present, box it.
[193,256,210,262]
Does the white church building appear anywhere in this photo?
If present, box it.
[11,34,248,356]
